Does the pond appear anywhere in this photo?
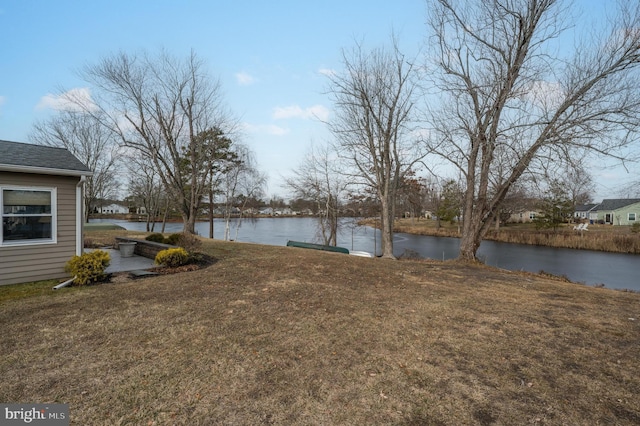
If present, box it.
[90,217,640,291]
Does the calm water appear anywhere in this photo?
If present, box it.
[91,217,640,291]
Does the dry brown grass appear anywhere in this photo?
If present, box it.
[1,236,639,425]
[392,218,640,254]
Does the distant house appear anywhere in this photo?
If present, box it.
[595,199,640,225]
[0,140,92,285]
[508,210,540,223]
[98,203,129,214]
[574,203,599,222]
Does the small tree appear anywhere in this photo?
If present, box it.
[327,38,426,258]
[286,143,347,246]
[533,181,574,231]
[220,145,266,241]
[396,172,428,223]
[125,153,165,231]
[435,179,464,226]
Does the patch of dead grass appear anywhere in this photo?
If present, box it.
[1,239,639,424]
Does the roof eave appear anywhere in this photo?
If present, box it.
[0,164,93,177]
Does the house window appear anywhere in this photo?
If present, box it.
[529,212,536,220]
[1,187,56,245]
[629,213,636,221]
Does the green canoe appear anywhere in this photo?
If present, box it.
[286,240,349,254]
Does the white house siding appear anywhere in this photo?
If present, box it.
[0,172,79,285]
[99,204,129,214]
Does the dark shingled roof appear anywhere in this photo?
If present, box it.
[597,199,640,211]
[0,140,91,175]
[575,203,598,212]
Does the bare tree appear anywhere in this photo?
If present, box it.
[396,171,429,224]
[70,49,235,234]
[30,111,120,222]
[286,143,348,246]
[425,0,640,261]
[327,38,426,258]
[220,145,266,241]
[563,163,595,206]
[125,153,166,232]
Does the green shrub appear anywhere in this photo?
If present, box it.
[146,233,166,243]
[155,247,190,268]
[631,223,640,234]
[165,233,181,245]
[65,250,111,286]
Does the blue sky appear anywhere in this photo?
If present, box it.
[0,0,634,200]
[0,0,425,197]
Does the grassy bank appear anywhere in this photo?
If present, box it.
[390,218,640,254]
[1,233,639,424]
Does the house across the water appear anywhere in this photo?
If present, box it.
[594,199,640,226]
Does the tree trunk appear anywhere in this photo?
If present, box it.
[161,200,169,233]
[458,206,483,261]
[379,199,395,258]
[208,187,214,239]
[458,228,482,262]
[224,215,231,241]
[184,212,197,235]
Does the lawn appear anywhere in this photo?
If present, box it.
[1,236,639,425]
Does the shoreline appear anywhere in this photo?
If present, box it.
[89,215,640,255]
[365,218,640,255]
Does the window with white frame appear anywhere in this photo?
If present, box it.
[1,186,56,245]
[629,213,636,221]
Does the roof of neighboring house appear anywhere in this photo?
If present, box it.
[100,203,128,208]
[597,199,640,211]
[575,203,599,212]
[0,139,92,177]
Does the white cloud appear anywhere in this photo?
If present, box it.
[243,123,290,136]
[36,87,96,112]
[0,95,5,113]
[272,104,330,121]
[318,68,336,77]
[235,71,256,86]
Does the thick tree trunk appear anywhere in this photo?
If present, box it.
[379,199,395,258]
[458,202,497,262]
[184,209,197,235]
[458,228,482,262]
[458,172,484,262]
